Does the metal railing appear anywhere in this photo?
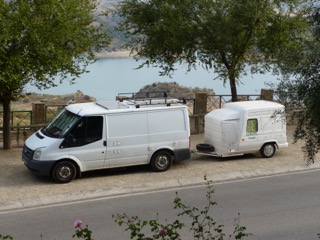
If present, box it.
[184,94,262,115]
[207,94,261,111]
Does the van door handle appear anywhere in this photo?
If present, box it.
[103,141,107,146]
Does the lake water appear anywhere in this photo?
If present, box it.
[25,57,280,101]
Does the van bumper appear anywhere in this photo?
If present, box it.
[23,158,55,177]
[173,148,191,162]
[22,144,55,176]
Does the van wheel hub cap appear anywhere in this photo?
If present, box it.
[157,156,169,168]
[59,167,71,179]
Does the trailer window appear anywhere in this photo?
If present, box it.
[247,119,258,133]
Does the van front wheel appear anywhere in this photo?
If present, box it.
[52,161,77,183]
[150,151,172,172]
[260,143,276,158]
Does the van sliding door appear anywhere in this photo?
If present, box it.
[106,112,149,168]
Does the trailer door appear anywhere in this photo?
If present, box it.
[238,118,261,151]
[222,122,238,153]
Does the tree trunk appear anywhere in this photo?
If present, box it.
[3,99,12,149]
[229,76,238,102]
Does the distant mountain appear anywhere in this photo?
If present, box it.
[95,0,127,51]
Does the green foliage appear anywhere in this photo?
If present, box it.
[275,2,320,164]
[0,181,250,239]
[114,180,251,239]
[0,0,110,148]
[113,214,183,240]
[116,0,310,101]
[0,0,110,99]
[0,235,13,240]
[73,220,93,240]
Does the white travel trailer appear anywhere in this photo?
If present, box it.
[23,99,191,183]
[196,100,288,158]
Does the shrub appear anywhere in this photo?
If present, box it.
[113,180,251,240]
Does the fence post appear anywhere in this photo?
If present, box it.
[194,93,208,114]
[32,103,46,128]
[261,89,274,101]
[194,93,207,134]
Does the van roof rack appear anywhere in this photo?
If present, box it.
[116,91,185,108]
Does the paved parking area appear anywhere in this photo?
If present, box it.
[0,125,319,212]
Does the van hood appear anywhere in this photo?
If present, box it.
[25,130,63,150]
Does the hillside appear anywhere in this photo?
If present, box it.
[96,0,127,51]
[9,83,213,110]
[136,82,214,99]
[10,90,96,111]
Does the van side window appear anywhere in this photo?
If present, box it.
[66,116,103,147]
[247,119,258,133]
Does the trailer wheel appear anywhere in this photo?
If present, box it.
[260,143,276,158]
[52,161,77,183]
[150,151,172,172]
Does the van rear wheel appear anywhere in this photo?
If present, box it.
[260,143,276,158]
[52,161,77,183]
[150,151,172,172]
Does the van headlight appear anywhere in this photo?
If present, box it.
[33,148,43,160]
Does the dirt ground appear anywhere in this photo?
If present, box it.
[0,125,318,211]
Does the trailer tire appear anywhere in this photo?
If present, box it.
[150,151,172,172]
[52,161,77,183]
[260,143,276,158]
[196,144,215,152]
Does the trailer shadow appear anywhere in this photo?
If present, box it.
[192,153,259,162]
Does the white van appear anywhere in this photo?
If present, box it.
[22,99,191,183]
[196,100,288,158]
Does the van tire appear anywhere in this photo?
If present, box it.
[52,161,77,183]
[150,151,172,172]
[260,143,276,158]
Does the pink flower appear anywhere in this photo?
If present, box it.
[73,219,83,229]
[158,227,167,237]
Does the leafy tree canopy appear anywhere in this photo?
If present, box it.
[276,2,320,164]
[116,0,312,102]
[0,0,109,96]
[0,0,110,149]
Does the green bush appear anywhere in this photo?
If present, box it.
[1,180,251,240]
[113,180,251,240]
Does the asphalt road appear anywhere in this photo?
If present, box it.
[1,169,320,240]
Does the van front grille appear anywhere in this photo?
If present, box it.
[22,145,34,162]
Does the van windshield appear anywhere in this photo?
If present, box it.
[42,110,80,138]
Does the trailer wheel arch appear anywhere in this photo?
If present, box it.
[51,159,81,183]
[260,142,277,158]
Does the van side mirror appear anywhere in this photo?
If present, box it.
[60,134,75,149]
